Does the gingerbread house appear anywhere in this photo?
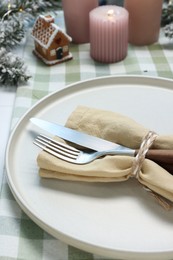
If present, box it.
[32,15,73,65]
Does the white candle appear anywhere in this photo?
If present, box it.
[90,5,129,63]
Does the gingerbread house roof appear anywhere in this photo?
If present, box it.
[32,15,72,49]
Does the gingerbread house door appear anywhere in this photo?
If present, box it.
[56,47,63,60]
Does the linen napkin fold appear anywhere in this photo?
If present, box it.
[37,106,173,204]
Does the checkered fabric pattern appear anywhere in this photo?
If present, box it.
[1,11,173,260]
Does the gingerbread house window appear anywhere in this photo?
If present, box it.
[50,49,56,56]
[63,45,68,52]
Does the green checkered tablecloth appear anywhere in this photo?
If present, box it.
[1,11,173,260]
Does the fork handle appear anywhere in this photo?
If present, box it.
[135,149,173,164]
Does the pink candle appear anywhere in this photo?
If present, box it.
[90,5,129,63]
[62,0,98,44]
[124,0,163,46]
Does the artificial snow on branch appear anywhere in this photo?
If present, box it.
[0,0,61,19]
[0,47,31,86]
[0,14,25,49]
[162,0,173,39]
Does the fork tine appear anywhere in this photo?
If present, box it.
[34,140,78,163]
[33,134,81,162]
[39,134,79,153]
[34,139,78,159]
[34,134,80,159]
[37,134,79,156]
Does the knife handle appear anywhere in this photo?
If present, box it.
[155,162,173,175]
[135,149,173,164]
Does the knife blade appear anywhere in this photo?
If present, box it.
[30,118,133,153]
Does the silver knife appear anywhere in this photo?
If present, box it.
[30,118,134,154]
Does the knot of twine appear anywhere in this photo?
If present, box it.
[131,131,158,178]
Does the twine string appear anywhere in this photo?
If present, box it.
[131,131,158,178]
[131,131,172,210]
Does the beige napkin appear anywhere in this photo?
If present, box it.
[37,106,173,204]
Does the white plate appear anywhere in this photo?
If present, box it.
[6,76,173,260]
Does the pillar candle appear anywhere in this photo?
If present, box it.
[124,0,163,46]
[90,5,129,63]
[62,0,99,44]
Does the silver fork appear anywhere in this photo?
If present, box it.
[33,134,134,164]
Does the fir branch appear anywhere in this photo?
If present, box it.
[162,0,173,39]
[164,23,173,39]
[0,14,25,49]
[22,0,62,15]
[0,47,31,86]
[162,1,173,26]
[0,0,61,19]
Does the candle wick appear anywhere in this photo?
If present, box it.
[107,9,114,17]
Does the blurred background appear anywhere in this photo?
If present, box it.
[99,0,124,6]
